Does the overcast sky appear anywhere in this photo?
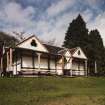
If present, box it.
[0,0,105,46]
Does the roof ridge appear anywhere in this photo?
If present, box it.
[69,47,78,50]
[43,43,64,49]
[16,35,35,46]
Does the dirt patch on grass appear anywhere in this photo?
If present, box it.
[44,95,105,105]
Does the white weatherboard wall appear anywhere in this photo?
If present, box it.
[34,57,38,68]
[17,36,48,53]
[22,56,33,68]
[56,69,63,75]
[50,60,56,69]
[57,64,62,69]
[22,56,48,69]
[40,58,48,69]
[64,63,70,69]
[72,62,84,70]
[80,63,84,70]
[12,59,21,75]
[72,63,78,70]
[56,64,63,75]
[72,62,85,75]
[56,58,63,75]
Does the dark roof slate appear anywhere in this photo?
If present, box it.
[43,44,63,54]
[69,47,78,55]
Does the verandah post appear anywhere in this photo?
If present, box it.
[70,58,73,77]
[0,57,3,76]
[7,52,9,72]
[85,60,88,76]
[62,55,64,75]
[48,55,50,71]
[37,53,42,72]
[10,48,12,68]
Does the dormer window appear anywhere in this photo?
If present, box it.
[31,39,37,47]
[78,50,80,55]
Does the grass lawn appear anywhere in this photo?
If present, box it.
[0,77,105,105]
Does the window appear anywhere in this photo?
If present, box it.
[31,39,37,47]
[78,50,80,55]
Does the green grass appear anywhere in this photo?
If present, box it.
[1,77,105,105]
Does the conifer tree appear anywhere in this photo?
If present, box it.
[89,29,105,75]
[63,14,89,51]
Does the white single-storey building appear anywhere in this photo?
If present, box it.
[3,35,88,76]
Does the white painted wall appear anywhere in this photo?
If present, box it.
[50,60,56,69]
[22,56,33,68]
[22,56,48,69]
[56,60,63,75]
[12,64,21,75]
[56,69,63,75]
[72,63,78,70]
[64,58,72,69]
[20,56,56,70]
[40,58,48,69]
[57,64,62,69]
[72,62,84,71]
[34,57,38,68]
[80,63,84,70]
[10,59,21,75]
[65,62,72,70]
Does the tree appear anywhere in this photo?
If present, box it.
[0,32,18,47]
[0,32,19,75]
[13,31,25,41]
[88,29,105,75]
[63,14,89,53]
